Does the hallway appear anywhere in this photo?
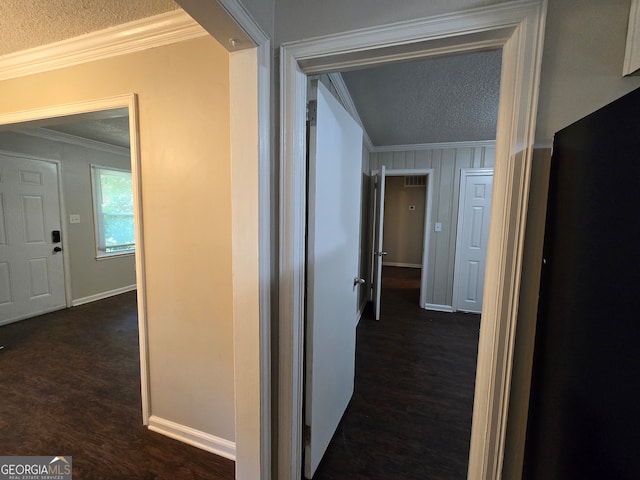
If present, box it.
[313,266,481,479]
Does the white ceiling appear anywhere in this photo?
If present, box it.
[1,1,502,149]
[46,115,131,148]
[0,0,179,56]
[341,49,502,146]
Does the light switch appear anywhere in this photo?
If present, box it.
[70,214,81,224]
[435,222,442,232]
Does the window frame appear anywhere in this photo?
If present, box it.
[90,164,135,259]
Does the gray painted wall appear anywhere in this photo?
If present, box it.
[0,130,135,303]
[371,143,494,308]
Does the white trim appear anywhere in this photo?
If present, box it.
[223,2,271,479]
[71,284,137,307]
[423,303,454,313]
[369,168,433,311]
[382,262,422,268]
[0,94,152,427]
[11,127,130,157]
[372,140,496,153]
[327,72,374,150]
[279,2,547,479]
[148,415,236,461]
[0,10,207,81]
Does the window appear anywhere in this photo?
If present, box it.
[91,165,135,257]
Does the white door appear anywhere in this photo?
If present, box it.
[453,169,493,313]
[372,165,386,321]
[305,80,363,478]
[0,154,66,325]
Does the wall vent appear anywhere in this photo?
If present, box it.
[404,175,426,187]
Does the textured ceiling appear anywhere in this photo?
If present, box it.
[47,115,131,148]
[341,49,502,146]
[0,0,180,56]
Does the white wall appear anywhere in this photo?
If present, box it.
[0,130,136,303]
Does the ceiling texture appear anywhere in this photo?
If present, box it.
[341,49,502,146]
[0,0,179,56]
[1,1,502,148]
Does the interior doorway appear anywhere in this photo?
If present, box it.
[0,95,150,420]
[371,170,432,319]
[279,3,547,479]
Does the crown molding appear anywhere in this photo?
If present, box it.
[371,139,496,153]
[11,127,131,157]
[0,9,208,82]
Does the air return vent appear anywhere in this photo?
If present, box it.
[404,175,426,187]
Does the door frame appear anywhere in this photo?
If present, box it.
[0,152,69,321]
[370,168,434,313]
[0,94,149,416]
[453,168,494,313]
[279,1,547,478]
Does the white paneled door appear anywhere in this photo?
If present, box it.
[305,80,363,479]
[372,165,386,321]
[453,169,493,313]
[0,154,66,325]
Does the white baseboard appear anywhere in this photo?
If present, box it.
[72,284,136,306]
[148,415,236,461]
[383,262,422,268]
[423,303,454,313]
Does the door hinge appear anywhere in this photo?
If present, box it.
[307,100,317,126]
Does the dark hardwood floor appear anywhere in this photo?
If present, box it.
[0,292,234,480]
[1,268,479,479]
[313,266,481,480]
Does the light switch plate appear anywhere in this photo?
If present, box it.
[435,222,442,232]
[70,214,81,224]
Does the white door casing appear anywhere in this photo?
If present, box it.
[371,168,434,312]
[453,169,494,313]
[304,80,363,478]
[372,165,386,321]
[0,154,66,325]
[279,2,547,480]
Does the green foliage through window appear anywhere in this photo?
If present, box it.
[91,166,135,256]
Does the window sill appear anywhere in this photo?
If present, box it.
[96,251,135,261]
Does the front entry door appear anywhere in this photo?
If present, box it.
[453,169,493,313]
[305,80,363,478]
[0,154,66,325]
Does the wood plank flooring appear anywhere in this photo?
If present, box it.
[0,291,234,480]
[312,266,480,480]
[1,267,479,479]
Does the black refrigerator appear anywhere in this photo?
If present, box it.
[523,86,640,479]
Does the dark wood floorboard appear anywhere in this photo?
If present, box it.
[0,292,234,480]
[312,266,481,480]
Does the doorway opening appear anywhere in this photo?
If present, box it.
[279,3,546,479]
[0,95,150,421]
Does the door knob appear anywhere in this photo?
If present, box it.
[53,246,62,253]
[353,277,365,286]
[376,251,388,256]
